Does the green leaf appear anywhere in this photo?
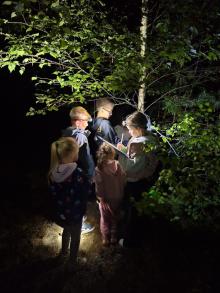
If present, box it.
[8,62,16,72]
[19,67,25,75]
[11,12,17,18]
[2,1,12,5]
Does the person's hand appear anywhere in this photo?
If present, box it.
[100,198,110,211]
[117,143,124,151]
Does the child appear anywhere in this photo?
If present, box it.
[117,111,159,247]
[90,98,120,161]
[94,142,126,246]
[48,137,90,268]
[62,106,95,234]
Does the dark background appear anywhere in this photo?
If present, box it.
[1,69,133,194]
[1,70,220,293]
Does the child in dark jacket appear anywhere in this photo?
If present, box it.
[90,98,120,160]
[48,137,90,268]
[62,106,95,234]
[94,143,126,246]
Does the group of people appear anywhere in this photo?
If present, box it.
[48,97,159,270]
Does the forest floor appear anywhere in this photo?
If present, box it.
[0,170,220,293]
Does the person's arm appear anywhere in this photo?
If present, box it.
[78,143,95,179]
[94,168,105,198]
[75,132,95,179]
[101,120,120,145]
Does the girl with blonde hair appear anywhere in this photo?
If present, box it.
[48,136,90,269]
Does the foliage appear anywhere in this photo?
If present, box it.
[141,0,220,113]
[137,92,220,230]
[0,0,220,115]
[0,0,140,115]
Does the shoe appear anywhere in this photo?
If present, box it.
[102,238,110,247]
[77,256,87,264]
[118,238,124,247]
[66,260,77,273]
[110,236,117,245]
[55,251,69,265]
[81,222,95,234]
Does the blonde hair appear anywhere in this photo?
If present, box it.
[96,142,115,170]
[69,106,91,121]
[96,98,114,111]
[48,137,79,179]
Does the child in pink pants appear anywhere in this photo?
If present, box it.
[94,143,126,246]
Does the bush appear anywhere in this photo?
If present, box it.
[137,95,220,230]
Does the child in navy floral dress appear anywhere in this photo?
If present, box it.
[48,137,90,267]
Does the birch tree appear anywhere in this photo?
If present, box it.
[138,0,148,112]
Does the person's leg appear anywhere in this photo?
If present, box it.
[99,202,111,245]
[110,210,118,244]
[123,180,149,247]
[69,219,83,264]
[62,226,71,255]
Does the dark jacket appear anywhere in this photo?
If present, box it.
[92,118,120,146]
[62,127,95,179]
[49,168,89,226]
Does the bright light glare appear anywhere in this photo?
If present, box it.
[32,221,97,254]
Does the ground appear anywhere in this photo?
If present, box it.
[0,171,220,293]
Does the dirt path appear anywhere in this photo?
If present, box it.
[0,187,219,293]
[0,199,132,293]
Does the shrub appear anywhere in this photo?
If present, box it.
[137,95,220,230]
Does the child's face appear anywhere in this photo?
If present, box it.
[127,126,142,138]
[75,119,89,130]
[102,106,113,118]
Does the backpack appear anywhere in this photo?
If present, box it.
[87,118,104,163]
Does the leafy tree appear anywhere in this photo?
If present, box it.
[1,0,220,230]
[136,93,220,230]
[0,0,140,115]
[1,0,219,116]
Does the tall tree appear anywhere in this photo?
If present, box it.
[138,0,148,112]
[0,0,219,117]
[0,0,139,114]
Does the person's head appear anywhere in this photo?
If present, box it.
[96,142,115,169]
[124,111,147,138]
[49,137,79,175]
[96,98,114,119]
[69,106,91,130]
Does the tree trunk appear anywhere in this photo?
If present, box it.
[138,0,148,112]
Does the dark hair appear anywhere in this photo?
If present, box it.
[125,111,147,129]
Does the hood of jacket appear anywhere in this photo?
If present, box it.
[103,160,119,176]
[51,162,77,183]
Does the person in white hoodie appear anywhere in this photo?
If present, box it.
[117,111,159,247]
[94,143,126,246]
[48,137,90,269]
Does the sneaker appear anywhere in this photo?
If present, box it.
[55,251,69,265]
[110,236,117,245]
[102,238,110,247]
[118,238,124,247]
[81,222,95,234]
